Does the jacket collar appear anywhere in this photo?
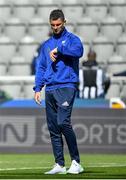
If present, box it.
[53,27,67,39]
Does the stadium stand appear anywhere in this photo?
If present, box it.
[4,17,27,43]
[9,56,31,76]
[28,17,50,43]
[62,3,84,22]
[76,19,99,43]
[107,54,126,74]
[92,34,114,64]
[105,78,122,99]
[0,62,6,76]
[0,79,23,99]
[0,0,126,100]
[0,0,11,23]
[79,42,90,65]
[12,4,35,23]
[18,35,39,63]
[23,80,45,99]
[37,4,59,22]
[116,33,126,58]
[109,0,126,23]
[65,22,75,33]
[0,35,16,63]
[100,16,123,43]
[23,80,35,99]
[60,0,79,4]
[85,1,108,23]
[120,80,126,100]
[9,0,31,4]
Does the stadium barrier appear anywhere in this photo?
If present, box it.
[0,107,126,153]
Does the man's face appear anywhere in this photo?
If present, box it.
[50,18,65,35]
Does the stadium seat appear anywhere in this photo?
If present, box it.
[107,54,126,74]
[23,81,45,99]
[110,1,126,22]
[79,42,90,67]
[116,33,126,58]
[76,21,99,43]
[100,16,123,43]
[37,4,59,22]
[61,0,81,4]
[109,0,126,2]
[85,2,108,22]
[0,81,22,99]
[65,22,75,33]
[117,41,126,58]
[85,0,105,3]
[0,35,16,63]
[0,0,8,4]
[13,3,35,22]
[4,17,26,42]
[78,16,93,23]
[19,35,39,63]
[105,79,121,99]
[0,3,11,23]
[62,4,84,22]
[7,0,16,4]
[0,23,3,36]
[120,82,126,99]
[9,56,31,76]
[108,53,123,63]
[10,0,31,5]
[92,34,114,63]
[23,81,35,99]
[28,18,50,43]
[0,62,7,76]
[35,0,55,5]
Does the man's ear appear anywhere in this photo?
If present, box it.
[64,20,66,25]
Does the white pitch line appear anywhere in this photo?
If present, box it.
[0,163,126,171]
[0,167,45,171]
[88,163,125,167]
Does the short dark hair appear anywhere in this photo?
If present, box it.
[88,49,96,59]
[49,9,65,21]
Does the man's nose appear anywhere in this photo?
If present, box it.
[53,25,58,29]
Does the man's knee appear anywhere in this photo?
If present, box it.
[58,122,72,130]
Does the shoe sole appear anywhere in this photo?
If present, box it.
[44,171,67,175]
[59,171,67,174]
[67,167,84,174]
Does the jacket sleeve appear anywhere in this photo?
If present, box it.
[57,35,84,58]
[33,44,47,92]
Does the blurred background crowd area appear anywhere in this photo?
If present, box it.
[0,0,126,101]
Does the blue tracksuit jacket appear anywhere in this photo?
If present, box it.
[33,28,84,92]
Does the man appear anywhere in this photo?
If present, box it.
[79,49,110,99]
[33,9,84,174]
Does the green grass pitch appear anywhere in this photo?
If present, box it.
[0,154,126,179]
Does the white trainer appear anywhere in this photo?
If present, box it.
[67,160,84,174]
[44,163,67,174]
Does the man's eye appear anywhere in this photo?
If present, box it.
[51,24,62,27]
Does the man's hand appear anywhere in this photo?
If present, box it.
[34,92,41,105]
[50,48,58,62]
